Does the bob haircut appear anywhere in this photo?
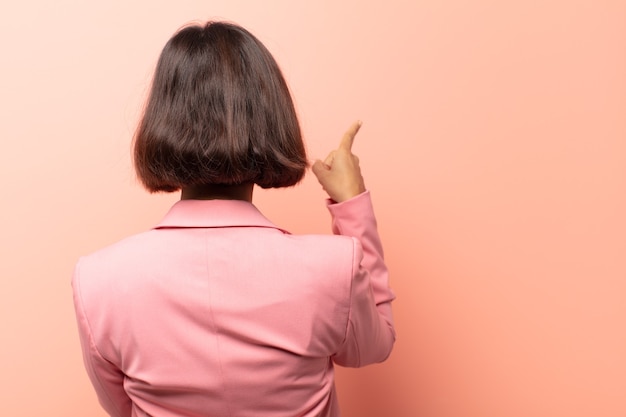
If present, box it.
[133,21,307,192]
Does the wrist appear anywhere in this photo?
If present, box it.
[328,189,369,206]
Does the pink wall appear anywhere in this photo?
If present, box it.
[1,1,624,416]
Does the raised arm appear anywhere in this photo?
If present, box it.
[312,122,396,366]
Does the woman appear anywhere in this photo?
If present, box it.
[72,21,395,417]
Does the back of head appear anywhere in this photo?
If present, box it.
[134,21,307,193]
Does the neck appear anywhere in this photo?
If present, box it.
[180,183,254,202]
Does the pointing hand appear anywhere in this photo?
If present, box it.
[312,121,366,203]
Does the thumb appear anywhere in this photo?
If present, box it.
[311,159,329,181]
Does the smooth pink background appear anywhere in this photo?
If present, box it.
[1,1,624,416]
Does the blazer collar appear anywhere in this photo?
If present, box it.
[154,199,289,233]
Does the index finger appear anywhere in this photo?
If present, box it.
[339,120,363,151]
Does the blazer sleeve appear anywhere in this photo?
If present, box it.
[72,260,133,417]
[327,191,397,367]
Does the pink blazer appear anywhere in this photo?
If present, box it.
[72,191,395,417]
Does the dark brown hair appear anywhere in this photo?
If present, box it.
[133,21,307,192]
